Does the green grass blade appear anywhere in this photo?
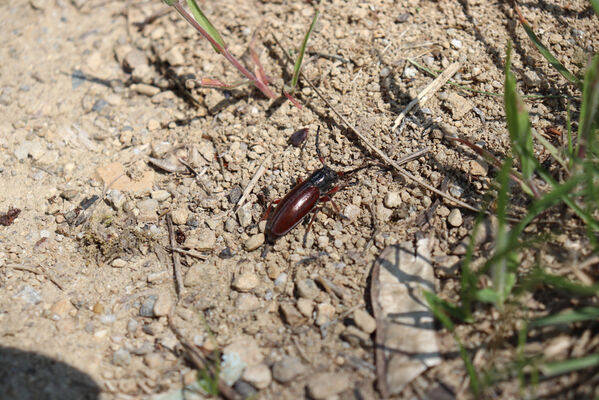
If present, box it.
[591,0,599,18]
[521,268,599,296]
[530,307,599,327]
[290,11,319,90]
[186,0,226,52]
[505,42,535,181]
[578,54,599,156]
[424,291,480,396]
[515,6,581,89]
[491,157,517,308]
[539,354,599,377]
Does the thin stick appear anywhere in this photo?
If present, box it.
[5,264,64,291]
[271,34,481,214]
[166,214,184,299]
[391,62,460,132]
[233,154,271,213]
[167,246,207,260]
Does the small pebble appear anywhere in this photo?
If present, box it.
[111,258,126,268]
[447,209,463,227]
[127,319,139,334]
[468,159,488,176]
[147,270,169,283]
[242,363,272,389]
[315,303,335,326]
[272,356,307,383]
[296,298,314,318]
[296,278,320,300]
[245,233,265,251]
[137,199,158,223]
[229,185,243,204]
[50,298,74,317]
[151,189,171,202]
[274,272,288,287]
[353,309,376,334]
[236,293,260,311]
[112,348,131,366]
[131,83,160,97]
[384,192,402,208]
[106,190,125,210]
[92,302,104,314]
[187,228,216,250]
[13,285,41,305]
[280,303,304,327]
[343,204,360,221]
[153,292,173,316]
[140,295,158,317]
[306,372,350,399]
[237,205,253,228]
[450,38,462,49]
[232,272,260,292]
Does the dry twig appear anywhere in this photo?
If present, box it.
[166,214,184,299]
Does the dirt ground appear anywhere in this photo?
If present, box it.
[1,0,597,399]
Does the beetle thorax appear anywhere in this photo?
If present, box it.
[308,166,339,194]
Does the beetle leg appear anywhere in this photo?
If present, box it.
[303,206,322,246]
[261,198,281,221]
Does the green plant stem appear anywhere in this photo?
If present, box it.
[171,1,276,99]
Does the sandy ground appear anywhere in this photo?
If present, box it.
[1,0,597,399]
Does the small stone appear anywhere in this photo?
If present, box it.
[236,293,260,311]
[445,92,473,120]
[245,233,265,251]
[137,199,159,223]
[147,119,160,130]
[111,258,127,268]
[272,356,307,383]
[144,353,163,369]
[306,372,350,399]
[131,83,160,97]
[242,363,272,389]
[341,326,372,347]
[468,159,488,176]
[229,185,243,204]
[237,205,253,227]
[437,206,450,217]
[296,278,320,300]
[450,38,462,49]
[123,49,148,71]
[447,209,463,227]
[315,303,335,326]
[186,228,216,251]
[13,285,41,305]
[165,46,185,66]
[274,272,288,287]
[280,303,304,327]
[185,262,206,286]
[353,309,376,334]
[93,302,105,314]
[296,298,314,318]
[127,319,139,334]
[404,66,417,79]
[153,292,173,317]
[147,270,168,283]
[343,204,360,221]
[95,162,154,193]
[198,140,215,162]
[232,272,260,292]
[106,190,125,210]
[151,189,171,202]
[223,337,264,367]
[171,207,189,225]
[523,70,541,87]
[112,348,131,366]
[50,298,74,317]
[384,191,402,208]
[140,295,158,317]
[234,381,257,398]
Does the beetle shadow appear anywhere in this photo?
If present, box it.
[0,346,100,400]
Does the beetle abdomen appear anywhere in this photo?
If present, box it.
[266,186,320,240]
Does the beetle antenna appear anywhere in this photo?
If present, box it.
[315,126,326,166]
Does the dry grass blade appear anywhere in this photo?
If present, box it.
[390,62,460,132]
[233,154,271,213]
[166,214,184,299]
[271,34,481,214]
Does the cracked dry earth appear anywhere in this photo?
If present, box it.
[1,0,597,399]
